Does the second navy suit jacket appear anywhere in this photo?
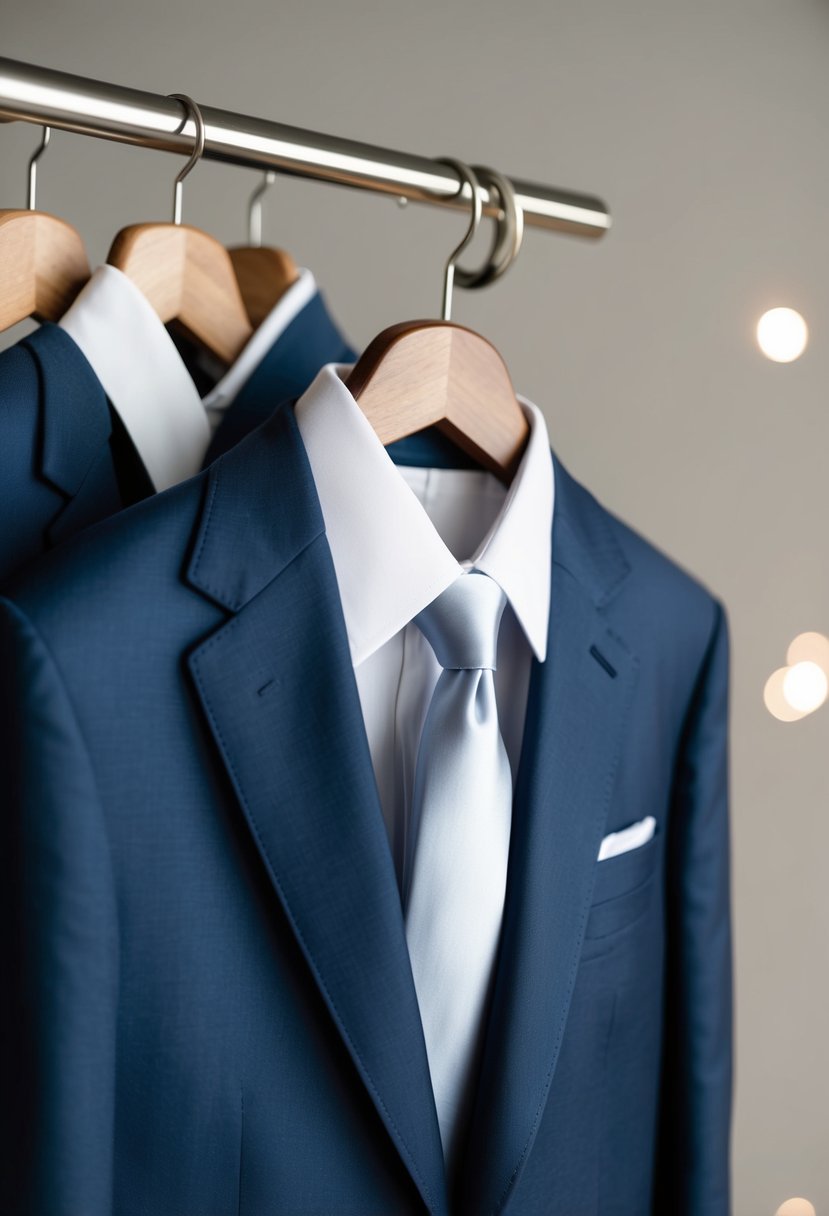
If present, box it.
[0,296,355,583]
[0,403,732,1215]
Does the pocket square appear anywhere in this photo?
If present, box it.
[597,816,656,862]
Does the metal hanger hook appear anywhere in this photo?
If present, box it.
[454,166,525,290]
[27,125,52,211]
[168,93,206,226]
[435,158,483,322]
[247,170,277,247]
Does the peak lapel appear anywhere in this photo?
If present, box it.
[186,409,448,1215]
[459,458,639,1216]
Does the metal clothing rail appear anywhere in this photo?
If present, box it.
[0,57,610,240]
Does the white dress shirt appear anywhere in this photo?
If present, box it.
[294,364,554,885]
[59,264,320,492]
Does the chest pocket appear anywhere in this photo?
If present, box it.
[584,831,659,940]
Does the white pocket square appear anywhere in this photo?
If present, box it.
[597,816,656,862]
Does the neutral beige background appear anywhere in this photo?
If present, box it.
[2,2,828,1211]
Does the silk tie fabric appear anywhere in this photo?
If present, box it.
[403,571,512,1173]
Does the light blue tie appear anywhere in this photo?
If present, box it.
[403,571,512,1171]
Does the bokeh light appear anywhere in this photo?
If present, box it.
[756,308,808,362]
[765,633,829,721]
[764,667,808,722]
[787,631,829,673]
[783,661,828,714]
[775,1200,816,1216]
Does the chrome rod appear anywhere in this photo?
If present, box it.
[0,57,610,238]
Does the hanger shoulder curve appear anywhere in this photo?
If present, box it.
[346,320,529,483]
[107,222,254,366]
[228,246,300,327]
[0,209,90,329]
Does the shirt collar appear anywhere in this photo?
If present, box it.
[294,363,554,667]
[59,265,210,493]
[59,266,323,493]
[201,268,318,425]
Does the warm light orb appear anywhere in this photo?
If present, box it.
[756,307,808,362]
[787,631,829,674]
[775,1200,816,1216]
[783,661,828,714]
[764,667,808,722]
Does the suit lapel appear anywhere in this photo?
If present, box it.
[458,459,639,1216]
[22,324,127,546]
[186,409,448,1216]
[45,442,128,545]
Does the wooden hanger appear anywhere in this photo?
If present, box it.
[107,94,253,367]
[228,171,300,327]
[346,160,529,485]
[347,320,527,482]
[0,126,90,332]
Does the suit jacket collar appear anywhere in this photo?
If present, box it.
[188,421,629,636]
[186,411,636,1216]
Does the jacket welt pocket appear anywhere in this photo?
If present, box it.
[584,832,659,940]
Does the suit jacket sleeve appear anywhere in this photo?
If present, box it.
[654,597,733,1215]
[0,597,118,1216]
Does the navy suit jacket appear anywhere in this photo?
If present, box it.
[0,404,732,1215]
[0,296,355,583]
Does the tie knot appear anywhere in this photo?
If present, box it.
[414,572,507,671]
